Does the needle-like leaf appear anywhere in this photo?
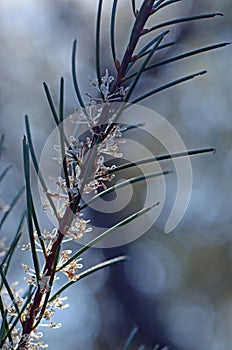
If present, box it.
[0,308,9,343]
[43,82,59,126]
[132,0,136,16]
[154,0,182,12]
[126,39,175,76]
[105,147,215,176]
[72,39,86,109]
[127,42,230,80]
[81,170,172,211]
[25,115,58,218]
[123,326,139,350]
[0,165,12,183]
[23,137,40,285]
[50,255,128,302]
[153,0,166,9]
[0,186,24,231]
[128,0,152,46]
[143,13,223,35]
[0,266,20,317]
[59,77,71,202]
[0,212,25,289]
[150,42,230,68]
[125,30,169,102]
[130,70,207,104]
[58,204,158,271]
[96,0,104,93]
[0,296,11,345]
[111,0,118,65]
[30,199,46,257]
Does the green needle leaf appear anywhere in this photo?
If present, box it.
[30,199,46,257]
[59,77,71,202]
[125,30,169,102]
[44,77,69,147]
[43,82,60,126]
[0,186,24,231]
[50,255,129,302]
[124,326,139,350]
[155,0,182,12]
[106,147,215,176]
[126,39,175,77]
[144,13,223,35]
[153,0,166,9]
[96,0,104,93]
[58,204,158,271]
[132,0,136,16]
[81,170,172,211]
[0,266,20,317]
[130,42,231,77]
[25,115,58,219]
[72,39,86,109]
[0,297,11,345]
[111,0,118,65]
[0,308,9,343]
[0,295,12,343]
[0,212,25,291]
[128,0,150,46]
[23,137,41,285]
[0,165,12,183]
[130,70,207,104]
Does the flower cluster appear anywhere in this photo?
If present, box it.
[1,281,23,317]
[58,249,83,280]
[88,69,129,103]
[47,101,125,214]
[0,279,50,349]
[64,213,92,241]
[1,328,48,350]
[1,69,126,350]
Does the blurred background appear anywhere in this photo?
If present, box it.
[0,0,232,349]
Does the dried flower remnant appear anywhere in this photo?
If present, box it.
[39,321,62,330]
[58,249,83,281]
[64,214,92,241]
[22,263,37,287]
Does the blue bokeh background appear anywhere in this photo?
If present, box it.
[0,1,232,349]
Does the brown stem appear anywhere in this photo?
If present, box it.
[17,205,77,349]
[110,0,155,92]
[98,0,155,131]
[17,2,156,348]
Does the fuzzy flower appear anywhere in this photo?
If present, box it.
[64,214,92,241]
[58,250,83,280]
[22,263,37,286]
[50,295,70,310]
